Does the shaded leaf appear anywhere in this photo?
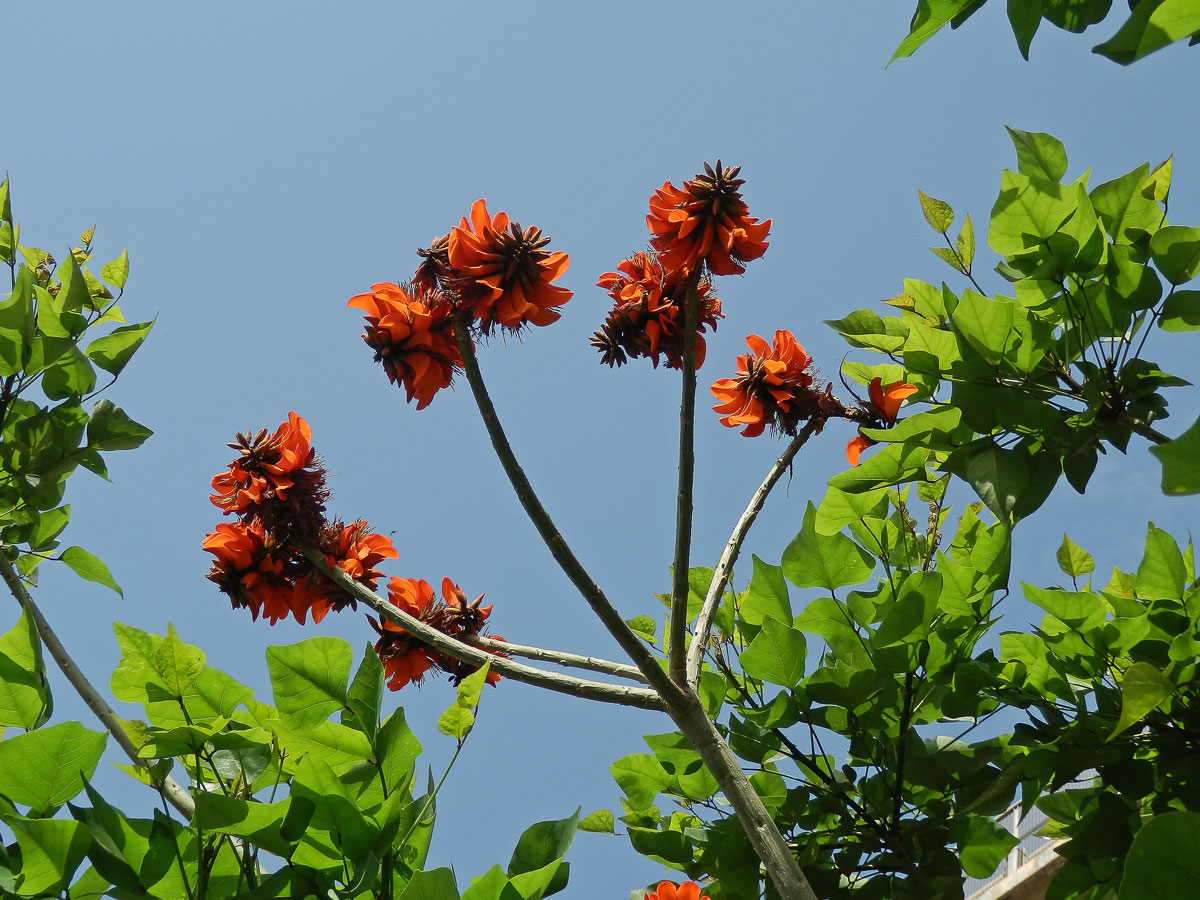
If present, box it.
[1109,661,1174,739]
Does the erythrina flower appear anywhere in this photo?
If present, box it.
[210,412,329,540]
[347,281,462,409]
[644,881,711,900]
[203,521,298,625]
[711,331,831,437]
[845,377,919,466]
[591,250,723,369]
[371,575,505,690]
[444,199,572,331]
[647,161,771,277]
[306,519,400,623]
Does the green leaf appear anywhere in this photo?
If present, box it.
[55,250,93,312]
[1159,290,1200,332]
[876,571,942,647]
[919,190,954,232]
[0,721,107,813]
[930,245,968,274]
[739,555,792,626]
[377,708,422,796]
[1121,811,1200,899]
[398,867,461,900]
[740,618,806,687]
[944,441,1028,524]
[611,754,671,809]
[267,636,351,728]
[578,809,615,833]
[59,545,122,595]
[508,808,579,876]
[625,615,656,643]
[829,442,929,493]
[890,0,978,62]
[951,289,1014,364]
[86,399,152,451]
[1007,0,1043,57]
[956,213,975,269]
[1150,226,1200,285]
[437,661,491,739]
[1142,156,1173,202]
[1094,0,1200,63]
[154,623,204,697]
[953,814,1020,878]
[1056,534,1095,578]
[85,321,153,376]
[1135,522,1187,600]
[42,346,96,400]
[6,816,89,896]
[1152,413,1200,494]
[1109,660,1175,739]
[1091,162,1161,243]
[1005,126,1068,182]
[343,642,384,738]
[988,170,1077,257]
[0,607,51,729]
[100,250,129,290]
[781,503,875,591]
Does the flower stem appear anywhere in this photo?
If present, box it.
[463,634,648,683]
[0,551,196,819]
[685,419,822,687]
[300,546,665,711]
[669,273,700,685]
[451,323,687,706]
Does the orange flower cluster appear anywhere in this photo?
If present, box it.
[647,161,771,276]
[845,377,918,466]
[644,882,711,900]
[210,412,329,541]
[591,251,723,369]
[408,198,572,335]
[348,282,461,410]
[204,413,398,625]
[711,331,844,437]
[371,576,506,691]
[352,201,572,403]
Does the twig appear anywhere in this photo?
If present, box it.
[451,323,686,706]
[669,273,701,684]
[685,420,822,687]
[300,547,665,712]
[462,634,648,683]
[0,552,195,819]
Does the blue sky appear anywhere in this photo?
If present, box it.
[6,2,1200,895]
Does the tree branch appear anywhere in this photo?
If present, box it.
[686,419,822,687]
[462,634,648,683]
[301,547,666,711]
[0,552,196,819]
[451,323,688,707]
[669,273,700,685]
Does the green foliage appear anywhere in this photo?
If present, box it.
[894,0,1200,62]
[0,607,50,729]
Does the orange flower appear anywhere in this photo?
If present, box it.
[445,199,572,331]
[647,161,771,277]
[347,281,462,410]
[210,412,328,540]
[591,251,722,370]
[307,519,400,623]
[203,521,297,624]
[644,881,711,900]
[371,575,505,690]
[845,377,919,466]
[711,331,831,437]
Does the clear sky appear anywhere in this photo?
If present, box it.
[6,2,1200,896]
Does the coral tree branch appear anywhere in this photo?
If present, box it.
[463,634,649,683]
[669,273,700,684]
[0,553,196,819]
[686,419,822,687]
[300,547,665,711]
